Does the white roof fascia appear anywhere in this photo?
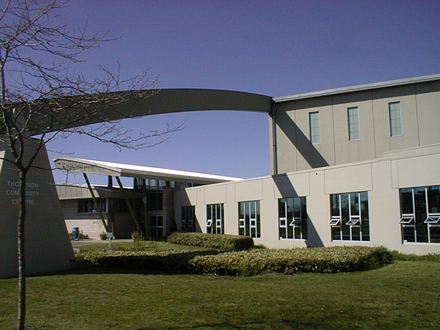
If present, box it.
[53,157,242,184]
[273,73,440,103]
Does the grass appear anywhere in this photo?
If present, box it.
[0,245,439,330]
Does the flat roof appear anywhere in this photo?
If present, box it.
[53,157,243,185]
[273,73,440,103]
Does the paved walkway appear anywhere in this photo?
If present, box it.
[71,239,133,247]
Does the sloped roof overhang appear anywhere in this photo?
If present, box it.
[54,157,243,185]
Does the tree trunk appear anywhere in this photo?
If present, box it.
[17,170,27,330]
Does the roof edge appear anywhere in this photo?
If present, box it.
[273,73,440,103]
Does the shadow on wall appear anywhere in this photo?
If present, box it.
[178,192,200,232]
[276,109,329,169]
[273,173,324,247]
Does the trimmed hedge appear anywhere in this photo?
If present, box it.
[191,246,394,276]
[79,249,219,273]
[167,232,254,251]
[78,245,393,276]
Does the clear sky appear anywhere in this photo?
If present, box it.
[47,0,440,184]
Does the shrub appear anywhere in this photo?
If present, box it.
[167,232,254,251]
[390,250,440,262]
[191,246,394,276]
[69,232,89,240]
[79,249,219,273]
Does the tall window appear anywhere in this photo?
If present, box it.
[181,206,196,232]
[150,215,163,237]
[206,204,224,234]
[279,197,307,239]
[348,107,360,140]
[329,192,369,241]
[309,112,320,144]
[389,102,402,137]
[238,201,260,238]
[399,186,440,243]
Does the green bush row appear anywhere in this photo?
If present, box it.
[79,249,219,273]
[390,250,440,262]
[191,246,394,276]
[167,232,254,251]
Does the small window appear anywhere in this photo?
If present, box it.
[425,216,440,224]
[290,218,301,227]
[348,107,360,140]
[309,112,320,144]
[329,218,341,226]
[399,216,414,224]
[389,102,402,137]
[346,218,361,226]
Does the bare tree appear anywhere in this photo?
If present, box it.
[0,1,181,328]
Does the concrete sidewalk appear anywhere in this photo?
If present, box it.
[71,239,133,247]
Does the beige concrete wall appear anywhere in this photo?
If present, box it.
[0,142,74,278]
[176,144,440,255]
[65,219,105,240]
[271,80,440,175]
[372,94,419,157]
[417,91,440,145]
[332,99,376,164]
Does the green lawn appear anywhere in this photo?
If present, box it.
[0,259,439,329]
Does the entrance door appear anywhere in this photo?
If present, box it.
[149,215,164,237]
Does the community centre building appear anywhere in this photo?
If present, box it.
[56,74,440,255]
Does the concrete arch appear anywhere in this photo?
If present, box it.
[116,89,273,115]
[60,89,273,131]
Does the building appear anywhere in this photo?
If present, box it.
[55,158,242,240]
[57,74,440,255]
[176,74,440,255]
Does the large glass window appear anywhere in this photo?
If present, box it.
[309,112,320,144]
[238,201,260,238]
[279,197,307,239]
[389,102,402,137]
[399,186,440,243]
[329,192,369,241]
[181,205,196,232]
[206,204,224,234]
[78,198,107,213]
[348,107,360,140]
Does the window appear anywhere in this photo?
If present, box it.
[238,201,260,238]
[78,198,107,213]
[348,107,360,140]
[181,205,196,232]
[206,204,224,234]
[309,112,320,144]
[329,192,369,241]
[389,102,402,137]
[279,197,307,239]
[399,186,440,243]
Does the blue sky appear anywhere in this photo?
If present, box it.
[48,0,440,184]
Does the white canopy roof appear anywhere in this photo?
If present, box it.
[53,157,242,185]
